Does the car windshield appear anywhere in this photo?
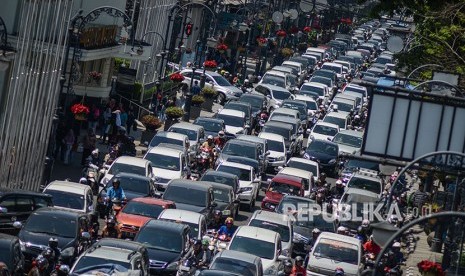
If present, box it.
[225,104,250,117]
[312,125,338,136]
[270,181,300,196]
[135,227,183,253]
[321,65,342,74]
[201,174,236,189]
[332,102,353,112]
[283,64,300,73]
[107,177,150,195]
[294,214,334,232]
[287,160,318,176]
[122,201,164,218]
[108,163,146,176]
[211,258,256,276]
[145,153,180,171]
[73,257,130,273]
[195,120,223,133]
[240,96,263,109]
[310,77,332,87]
[45,190,84,211]
[170,128,198,141]
[249,219,290,242]
[282,102,306,116]
[313,71,335,81]
[150,135,184,148]
[304,100,318,111]
[24,213,77,238]
[272,90,292,100]
[276,198,315,214]
[217,114,244,127]
[313,238,359,265]
[262,75,285,87]
[341,192,378,204]
[347,177,381,194]
[333,133,362,148]
[301,85,324,97]
[213,188,230,202]
[229,236,275,260]
[163,186,206,207]
[308,141,338,155]
[323,116,346,129]
[217,165,251,182]
[344,87,365,96]
[263,126,291,141]
[160,218,200,239]
[213,76,233,86]
[344,159,379,171]
[222,143,256,159]
[267,139,284,152]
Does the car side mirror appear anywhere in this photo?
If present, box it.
[13,221,22,229]
[81,232,91,240]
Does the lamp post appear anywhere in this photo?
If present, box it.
[200,49,209,88]
[183,66,196,122]
[195,39,201,66]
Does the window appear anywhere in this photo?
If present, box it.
[34,197,51,209]
[15,197,34,212]
[0,197,16,211]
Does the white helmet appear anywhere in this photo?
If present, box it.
[336,180,343,185]
[207,135,213,140]
[79,177,87,184]
[393,242,401,248]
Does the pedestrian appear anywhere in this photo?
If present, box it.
[110,109,122,144]
[88,104,100,134]
[158,101,166,122]
[126,107,136,135]
[411,184,429,210]
[55,121,67,162]
[81,128,97,166]
[101,106,112,144]
[192,80,201,95]
[63,128,75,165]
[168,96,177,107]
[119,104,128,128]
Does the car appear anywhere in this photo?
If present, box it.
[247,210,294,257]
[148,131,190,158]
[116,197,176,239]
[329,97,356,114]
[169,122,205,161]
[162,179,217,224]
[216,161,259,211]
[309,76,336,95]
[271,65,298,79]
[281,100,309,130]
[262,121,296,157]
[269,108,300,121]
[333,60,354,76]
[224,101,254,130]
[216,109,249,135]
[217,139,262,170]
[193,117,227,139]
[17,207,91,267]
[345,169,383,197]
[43,181,94,216]
[339,157,380,181]
[262,174,305,212]
[258,132,286,172]
[304,139,340,177]
[144,146,189,194]
[238,93,269,116]
[235,135,269,177]
[312,70,337,87]
[277,167,314,197]
[268,116,304,155]
[199,270,244,276]
[342,83,368,102]
[209,182,239,219]
[135,220,191,274]
[209,250,263,276]
[335,93,363,112]
[299,82,330,104]
[158,209,207,241]
[100,156,154,186]
[97,173,157,218]
[0,233,25,275]
[320,62,344,80]
[307,232,362,275]
[0,189,53,234]
[224,156,261,182]
[291,55,316,71]
[322,111,350,130]
[200,170,239,196]
[293,95,318,117]
[285,157,320,183]
[282,60,307,85]
[180,69,243,104]
[228,226,288,275]
[253,84,294,110]
[70,238,149,275]
[259,70,297,92]
[308,122,339,142]
[332,130,364,155]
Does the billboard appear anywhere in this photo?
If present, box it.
[362,89,465,161]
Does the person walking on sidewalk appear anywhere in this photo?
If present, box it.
[192,81,201,95]
[101,106,112,144]
[64,128,75,165]
[88,104,100,134]
[81,129,97,166]
[126,107,136,135]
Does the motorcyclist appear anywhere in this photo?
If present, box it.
[330,180,345,199]
[259,107,269,120]
[106,178,127,204]
[278,261,293,276]
[307,228,321,250]
[355,226,367,243]
[316,173,328,187]
[363,235,381,257]
[101,216,122,238]
[50,265,70,276]
[201,238,214,267]
[0,262,9,276]
[85,149,101,169]
[209,210,223,230]
[337,226,348,236]
[184,239,207,269]
[214,131,227,150]
[41,248,56,275]
[361,219,372,236]
[28,255,48,276]
[391,242,405,265]
[200,135,215,168]
[291,256,306,276]
[216,217,236,240]
[48,237,60,263]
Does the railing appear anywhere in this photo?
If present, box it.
[80,25,119,50]
[114,92,153,121]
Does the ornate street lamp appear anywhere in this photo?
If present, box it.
[183,66,196,122]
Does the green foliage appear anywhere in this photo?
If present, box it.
[114,58,130,73]
[201,87,217,98]
[192,95,205,106]
[165,106,184,119]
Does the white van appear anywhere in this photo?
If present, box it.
[260,70,297,92]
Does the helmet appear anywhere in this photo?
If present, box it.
[42,248,54,260]
[320,173,326,178]
[193,239,202,246]
[218,131,225,137]
[295,256,304,263]
[92,149,99,156]
[107,218,116,226]
[284,261,293,269]
[202,239,210,246]
[337,226,347,233]
[312,228,321,234]
[393,242,401,248]
[36,256,48,270]
[112,178,120,185]
[57,265,70,275]
[225,217,234,225]
[49,237,58,249]
[362,219,370,227]
[79,177,87,185]
[336,180,343,186]
[207,135,213,140]
[214,210,222,217]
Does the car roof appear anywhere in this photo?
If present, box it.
[115,172,151,181]
[195,117,224,123]
[318,232,361,245]
[282,99,307,107]
[264,70,287,77]
[272,173,304,185]
[272,66,294,72]
[218,108,245,117]
[332,98,355,105]
[84,245,136,262]
[302,82,327,88]
[345,187,380,198]
[168,179,212,191]
[113,156,150,167]
[258,132,285,141]
[146,146,183,157]
[279,167,312,178]
[93,238,147,252]
[322,62,343,67]
[324,111,349,119]
[216,250,261,264]
[225,156,259,166]
[44,181,90,195]
[270,116,299,125]
[294,95,317,102]
[202,170,238,180]
[272,108,299,115]
[315,121,339,128]
[282,61,303,67]
[288,157,319,167]
[257,83,290,92]
[240,93,264,99]
[158,209,205,224]
[0,188,52,197]
[234,226,280,243]
[170,122,203,131]
[154,131,189,140]
[32,207,83,218]
[336,129,364,137]
[225,101,251,108]
[130,197,175,206]
[226,139,257,147]
[264,121,293,129]
[250,210,292,225]
[144,219,190,232]
[205,181,233,192]
[199,270,242,276]
[181,69,222,77]
[218,161,253,170]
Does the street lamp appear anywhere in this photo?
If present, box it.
[200,49,210,88]
[195,39,202,66]
[183,66,196,122]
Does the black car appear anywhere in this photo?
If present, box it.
[224,101,254,131]
[97,173,156,218]
[207,182,239,219]
[304,139,340,177]
[200,170,239,195]
[217,140,261,170]
[193,117,229,139]
[134,220,190,275]
[238,93,268,117]
[17,207,91,268]
[0,189,53,234]
[0,233,25,275]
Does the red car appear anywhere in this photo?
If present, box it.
[261,174,305,212]
[116,197,176,239]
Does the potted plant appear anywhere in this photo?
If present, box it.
[217,43,228,53]
[190,95,205,119]
[170,72,185,83]
[256,37,267,47]
[417,260,445,276]
[303,26,312,33]
[276,30,287,39]
[281,47,294,58]
[204,60,218,70]
[164,106,184,130]
[140,115,162,132]
[71,103,90,121]
[88,71,102,82]
[201,87,217,112]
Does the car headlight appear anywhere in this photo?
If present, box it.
[277,156,285,161]
[329,159,336,164]
[19,240,26,251]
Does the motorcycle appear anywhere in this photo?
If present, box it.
[215,234,231,252]
[176,257,198,276]
[195,148,212,174]
[83,165,99,194]
[255,113,268,133]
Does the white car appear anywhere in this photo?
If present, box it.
[308,122,339,145]
[342,83,368,102]
[216,161,259,211]
[258,132,286,171]
[43,181,94,214]
[277,167,314,197]
[168,122,205,161]
[143,146,189,194]
[323,111,350,130]
[285,157,319,183]
[228,226,289,276]
[269,108,300,121]
[259,70,296,92]
[332,130,364,155]
[158,209,207,240]
[282,61,307,83]
[216,108,249,135]
[307,232,363,275]
[254,84,294,109]
[293,95,318,117]
[100,156,154,187]
[148,131,190,156]
[300,82,330,103]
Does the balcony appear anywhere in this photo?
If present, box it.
[80,25,119,50]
